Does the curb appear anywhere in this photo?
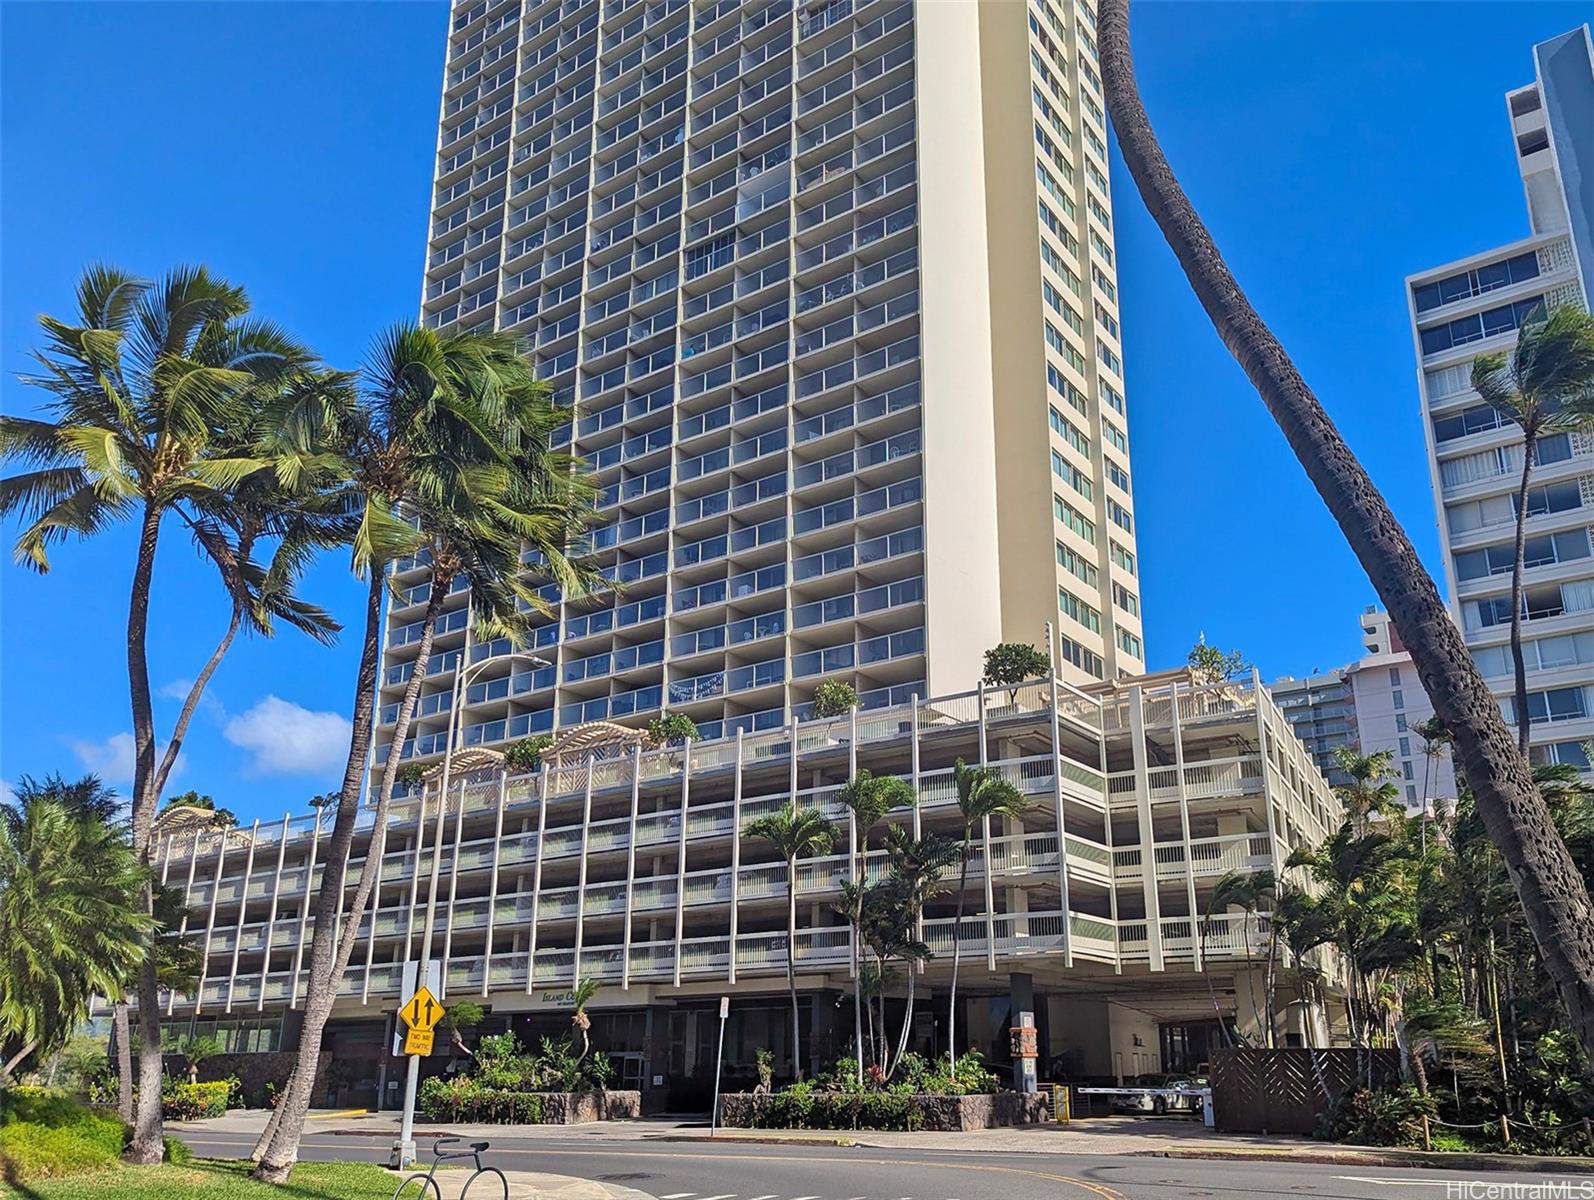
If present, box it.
[1137,1147,1594,1175]
[644,1133,860,1148]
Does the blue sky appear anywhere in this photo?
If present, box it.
[0,1,1582,822]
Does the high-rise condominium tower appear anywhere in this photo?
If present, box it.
[386,0,1143,767]
[1408,26,1594,773]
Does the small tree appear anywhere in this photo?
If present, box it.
[810,679,860,719]
[981,643,1049,705]
[504,734,554,773]
[395,765,426,794]
[647,713,698,747]
[569,977,599,1063]
[440,1000,484,1059]
[1188,635,1248,684]
[172,1032,223,1085]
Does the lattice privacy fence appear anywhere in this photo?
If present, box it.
[1210,1047,1401,1134]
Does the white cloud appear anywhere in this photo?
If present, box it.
[156,679,226,720]
[224,696,351,777]
[70,732,137,782]
[68,732,186,785]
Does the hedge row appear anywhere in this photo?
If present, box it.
[162,1081,230,1121]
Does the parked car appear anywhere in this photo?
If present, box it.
[1111,1073,1200,1115]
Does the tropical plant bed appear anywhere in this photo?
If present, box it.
[417,1082,640,1125]
[720,1090,1049,1132]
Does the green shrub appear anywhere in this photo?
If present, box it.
[1320,1086,1437,1147]
[223,1074,245,1110]
[418,1076,546,1124]
[164,1134,193,1164]
[161,1080,229,1121]
[0,1089,125,1180]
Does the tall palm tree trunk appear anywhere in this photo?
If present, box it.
[255,571,404,1181]
[946,843,971,1071]
[786,859,802,1081]
[1098,0,1594,1073]
[1508,441,1536,753]
[126,501,167,1164]
[115,1001,133,1123]
[153,604,243,798]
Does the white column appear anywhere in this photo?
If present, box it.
[1045,624,1073,968]
[360,820,390,1004]
[910,697,923,956]
[524,770,550,995]
[258,814,291,1011]
[1171,686,1201,970]
[622,745,641,991]
[168,829,203,1016]
[439,776,469,993]
[195,833,228,1015]
[1128,684,1163,971]
[573,768,595,986]
[729,729,744,984]
[979,681,997,972]
[847,705,859,981]
[291,801,321,1008]
[672,753,691,988]
[224,819,261,1012]
[480,773,509,999]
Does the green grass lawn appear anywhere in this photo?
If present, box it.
[3,1157,400,1199]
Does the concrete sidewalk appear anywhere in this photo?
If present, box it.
[419,1168,657,1200]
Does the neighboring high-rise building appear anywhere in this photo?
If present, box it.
[1272,609,1461,810]
[1408,26,1594,774]
[385,0,1144,770]
[1342,608,1458,812]
[1267,669,1356,789]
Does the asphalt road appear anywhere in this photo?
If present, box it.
[177,1127,1594,1200]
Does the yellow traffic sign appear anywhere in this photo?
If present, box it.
[402,1028,434,1056]
[400,985,444,1032]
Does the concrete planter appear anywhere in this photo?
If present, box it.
[541,1090,643,1124]
[719,1091,1049,1132]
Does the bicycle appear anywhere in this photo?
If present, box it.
[391,1136,508,1200]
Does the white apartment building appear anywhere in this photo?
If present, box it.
[1343,609,1458,812]
[386,0,1144,770]
[1409,26,1594,774]
[144,670,1340,1108]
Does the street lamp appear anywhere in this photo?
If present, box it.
[395,647,551,1167]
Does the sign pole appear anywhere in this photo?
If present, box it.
[391,962,442,1168]
[710,995,729,1137]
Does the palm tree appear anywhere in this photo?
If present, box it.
[743,803,839,1080]
[943,759,1027,1072]
[1097,1,1594,1069]
[1273,885,1341,1049]
[1200,869,1275,1047]
[1471,305,1594,752]
[1333,748,1403,836]
[0,791,153,1084]
[254,327,598,1182]
[879,825,958,1075]
[0,265,334,1160]
[172,1032,223,1085]
[569,977,600,1063]
[833,770,914,1074]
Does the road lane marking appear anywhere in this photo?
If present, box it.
[173,1136,1129,1199]
[696,1193,736,1199]
[1336,1179,1460,1189]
